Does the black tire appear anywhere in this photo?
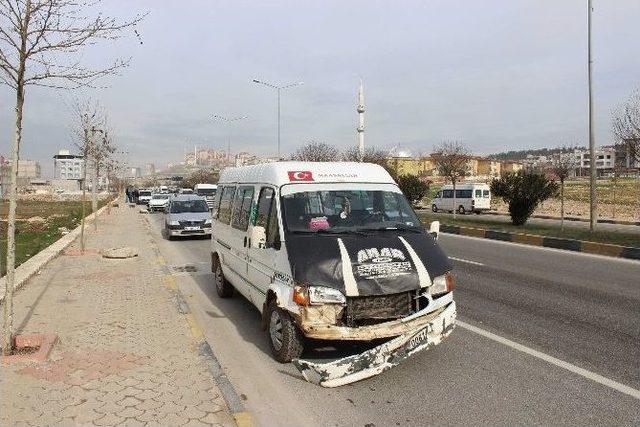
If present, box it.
[165,227,174,241]
[457,205,466,215]
[431,204,438,213]
[267,301,304,363]
[212,255,233,298]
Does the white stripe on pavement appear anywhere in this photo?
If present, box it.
[457,320,640,401]
[449,256,484,266]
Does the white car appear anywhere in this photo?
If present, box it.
[148,193,171,211]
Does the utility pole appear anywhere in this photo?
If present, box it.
[588,0,596,232]
[212,115,247,167]
[252,79,304,159]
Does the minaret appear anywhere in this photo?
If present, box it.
[357,79,365,161]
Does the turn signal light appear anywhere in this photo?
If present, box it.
[292,285,309,306]
[445,272,455,292]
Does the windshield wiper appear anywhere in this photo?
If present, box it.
[289,229,367,236]
[360,224,423,233]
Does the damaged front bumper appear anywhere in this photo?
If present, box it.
[292,298,456,387]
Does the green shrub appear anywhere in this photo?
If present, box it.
[491,171,558,225]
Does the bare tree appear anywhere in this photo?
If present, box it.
[432,141,471,219]
[290,141,338,162]
[0,0,143,355]
[549,151,576,231]
[89,124,115,229]
[612,90,640,165]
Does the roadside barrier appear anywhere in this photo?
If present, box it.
[483,211,640,227]
[440,224,640,261]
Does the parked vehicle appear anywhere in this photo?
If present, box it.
[137,189,152,205]
[164,195,212,239]
[178,188,194,195]
[210,162,456,387]
[148,193,171,211]
[159,185,169,194]
[194,184,218,209]
[431,183,491,214]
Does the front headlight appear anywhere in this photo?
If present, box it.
[308,286,346,305]
[169,220,180,226]
[429,272,455,295]
[204,218,212,224]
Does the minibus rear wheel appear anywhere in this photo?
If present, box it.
[212,255,233,298]
[267,301,304,363]
[457,205,466,215]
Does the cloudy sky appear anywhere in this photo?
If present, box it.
[1,0,640,176]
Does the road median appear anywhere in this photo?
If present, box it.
[441,224,640,260]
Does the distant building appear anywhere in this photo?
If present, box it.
[53,149,84,180]
[386,155,521,180]
[129,167,141,178]
[146,163,156,176]
[0,157,42,196]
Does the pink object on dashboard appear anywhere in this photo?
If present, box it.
[309,216,330,231]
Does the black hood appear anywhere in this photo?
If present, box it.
[284,231,451,297]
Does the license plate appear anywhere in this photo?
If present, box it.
[185,226,200,231]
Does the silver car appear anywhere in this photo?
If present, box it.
[164,195,212,239]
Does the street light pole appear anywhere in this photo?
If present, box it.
[588,0,596,232]
[253,79,304,159]
[212,115,247,167]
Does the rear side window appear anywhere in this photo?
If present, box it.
[231,186,255,231]
[255,187,281,249]
[475,189,482,198]
[442,190,453,198]
[455,189,472,198]
[217,186,236,224]
[483,190,490,198]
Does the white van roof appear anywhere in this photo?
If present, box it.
[218,162,396,187]
[194,183,217,189]
[441,183,489,189]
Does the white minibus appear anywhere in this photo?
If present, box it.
[431,183,491,214]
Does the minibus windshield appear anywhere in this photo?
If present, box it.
[281,190,421,233]
[170,200,209,213]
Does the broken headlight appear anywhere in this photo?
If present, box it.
[429,272,455,295]
[308,286,346,305]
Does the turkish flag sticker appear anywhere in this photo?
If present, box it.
[288,171,314,181]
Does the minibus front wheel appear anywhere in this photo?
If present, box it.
[267,301,304,363]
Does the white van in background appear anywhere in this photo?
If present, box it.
[431,183,491,214]
[210,162,456,387]
[194,183,218,209]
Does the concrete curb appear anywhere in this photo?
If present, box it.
[441,224,640,261]
[484,211,640,226]
[0,199,114,303]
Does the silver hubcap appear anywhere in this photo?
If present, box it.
[269,311,283,351]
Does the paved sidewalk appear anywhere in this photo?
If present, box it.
[1,205,234,426]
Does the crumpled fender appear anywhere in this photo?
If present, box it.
[292,301,456,387]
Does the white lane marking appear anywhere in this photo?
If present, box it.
[457,320,640,401]
[449,256,484,266]
[442,233,640,265]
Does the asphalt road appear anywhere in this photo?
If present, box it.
[146,213,640,426]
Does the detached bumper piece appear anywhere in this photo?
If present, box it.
[292,301,456,387]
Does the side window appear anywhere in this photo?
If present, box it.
[256,187,281,249]
[231,186,254,231]
[483,190,490,198]
[475,189,482,198]
[213,185,224,218]
[217,186,236,224]
[442,189,453,198]
[455,189,472,198]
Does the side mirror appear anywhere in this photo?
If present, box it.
[251,226,267,249]
[429,220,440,240]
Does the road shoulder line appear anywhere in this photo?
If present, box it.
[457,320,640,401]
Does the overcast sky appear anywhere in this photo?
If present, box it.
[2,0,640,177]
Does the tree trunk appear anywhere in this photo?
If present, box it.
[80,152,87,254]
[91,161,98,231]
[611,176,617,219]
[2,84,25,356]
[560,180,565,232]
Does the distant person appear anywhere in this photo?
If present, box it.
[133,188,139,203]
[125,187,131,203]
